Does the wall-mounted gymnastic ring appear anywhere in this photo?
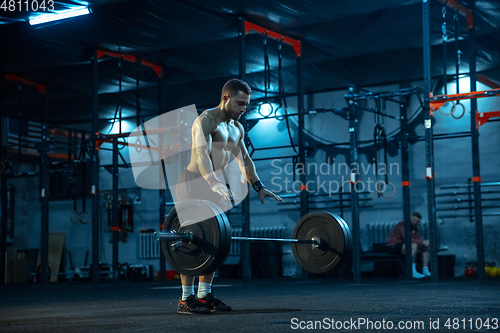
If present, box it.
[438,102,453,116]
[451,101,465,119]
[135,138,143,153]
[275,105,286,121]
[376,181,396,199]
[79,211,89,224]
[70,210,80,224]
[117,137,126,150]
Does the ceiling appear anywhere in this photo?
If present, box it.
[1,0,500,129]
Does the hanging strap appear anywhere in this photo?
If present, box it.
[454,12,460,93]
[263,32,270,103]
[442,6,448,95]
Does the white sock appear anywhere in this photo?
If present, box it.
[181,285,195,301]
[197,282,212,299]
[423,266,431,274]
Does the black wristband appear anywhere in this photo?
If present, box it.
[252,180,266,192]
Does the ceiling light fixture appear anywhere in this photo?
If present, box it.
[29,7,91,26]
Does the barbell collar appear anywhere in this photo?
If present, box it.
[154,231,194,242]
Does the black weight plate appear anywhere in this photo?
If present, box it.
[292,211,352,274]
[202,200,232,268]
[161,200,230,276]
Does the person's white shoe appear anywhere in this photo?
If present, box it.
[422,266,431,277]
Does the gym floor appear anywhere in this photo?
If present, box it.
[1,278,499,332]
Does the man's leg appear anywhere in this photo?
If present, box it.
[197,272,232,311]
[402,243,425,279]
[181,275,196,300]
[421,240,431,277]
[178,274,210,314]
[197,273,214,298]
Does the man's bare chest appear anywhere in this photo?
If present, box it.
[212,123,240,151]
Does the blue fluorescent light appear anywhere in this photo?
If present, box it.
[29,7,90,25]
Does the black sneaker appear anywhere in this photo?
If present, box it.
[198,293,232,312]
[177,295,211,315]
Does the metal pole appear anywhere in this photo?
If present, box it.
[0,169,6,286]
[400,101,413,280]
[348,85,360,284]
[297,41,309,280]
[239,17,251,281]
[468,0,484,282]
[91,50,100,286]
[423,0,439,283]
[158,70,167,283]
[112,137,119,282]
[38,88,50,286]
[0,78,6,284]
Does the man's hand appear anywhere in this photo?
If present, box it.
[211,183,234,201]
[257,188,282,204]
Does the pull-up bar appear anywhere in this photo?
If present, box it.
[438,0,473,30]
[429,89,500,127]
[97,50,162,77]
[244,21,301,57]
[430,89,500,110]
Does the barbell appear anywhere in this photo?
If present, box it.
[155,200,352,276]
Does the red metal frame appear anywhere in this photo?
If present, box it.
[430,89,500,110]
[429,89,500,127]
[477,111,500,128]
[244,21,301,57]
[4,74,46,94]
[97,50,162,77]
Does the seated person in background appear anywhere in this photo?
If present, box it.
[385,212,431,279]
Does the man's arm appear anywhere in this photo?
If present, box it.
[192,116,233,200]
[232,122,281,204]
[231,122,259,185]
[411,229,424,246]
[191,116,215,179]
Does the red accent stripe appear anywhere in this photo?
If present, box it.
[402,181,410,187]
[299,185,307,190]
[472,177,481,182]
[111,226,120,231]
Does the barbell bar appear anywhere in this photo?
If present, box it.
[157,199,352,276]
[155,232,321,248]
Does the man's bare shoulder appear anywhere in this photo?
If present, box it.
[233,120,245,134]
[197,108,219,133]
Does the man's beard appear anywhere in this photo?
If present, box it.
[225,108,241,120]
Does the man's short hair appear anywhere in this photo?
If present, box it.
[221,79,252,99]
[412,212,422,219]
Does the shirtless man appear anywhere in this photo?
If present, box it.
[175,79,282,314]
